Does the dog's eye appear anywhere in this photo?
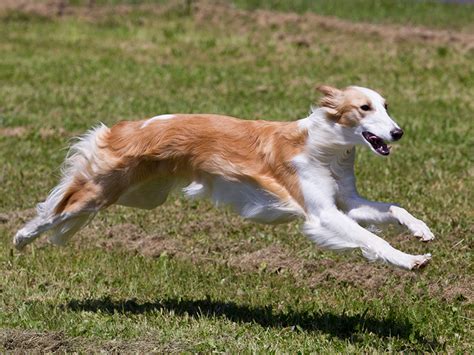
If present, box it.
[384,103,388,110]
[360,105,370,111]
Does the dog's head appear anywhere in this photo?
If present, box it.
[317,85,403,156]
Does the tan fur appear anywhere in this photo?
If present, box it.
[56,179,100,214]
[57,115,308,214]
[317,85,377,127]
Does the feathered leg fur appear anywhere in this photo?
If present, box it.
[14,125,110,250]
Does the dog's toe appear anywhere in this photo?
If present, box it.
[412,223,435,242]
[411,254,431,270]
[13,230,30,251]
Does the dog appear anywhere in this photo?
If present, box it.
[14,85,434,269]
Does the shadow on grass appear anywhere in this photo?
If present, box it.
[65,296,438,349]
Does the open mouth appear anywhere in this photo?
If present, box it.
[362,131,390,156]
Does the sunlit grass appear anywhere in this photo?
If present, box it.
[0,1,472,352]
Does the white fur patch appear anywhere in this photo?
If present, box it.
[183,181,208,199]
[141,114,175,128]
[183,177,303,224]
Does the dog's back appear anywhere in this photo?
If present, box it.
[14,114,307,249]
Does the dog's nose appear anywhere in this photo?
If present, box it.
[390,128,404,141]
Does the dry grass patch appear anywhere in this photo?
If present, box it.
[0,127,28,138]
[98,222,183,258]
[0,329,179,353]
[193,1,474,50]
[1,0,473,49]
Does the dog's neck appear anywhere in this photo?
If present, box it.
[298,108,356,163]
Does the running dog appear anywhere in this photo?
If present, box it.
[14,85,434,269]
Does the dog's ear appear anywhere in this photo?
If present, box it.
[316,85,342,116]
[316,85,341,97]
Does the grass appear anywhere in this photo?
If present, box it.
[0,0,473,352]
[233,0,474,31]
[35,0,474,30]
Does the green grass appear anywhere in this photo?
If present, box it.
[66,0,474,31]
[233,0,474,31]
[0,1,473,352]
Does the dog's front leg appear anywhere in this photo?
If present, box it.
[333,148,434,241]
[302,208,431,270]
[343,196,435,242]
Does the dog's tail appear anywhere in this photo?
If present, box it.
[14,124,111,250]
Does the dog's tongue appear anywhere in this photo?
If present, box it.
[366,133,390,156]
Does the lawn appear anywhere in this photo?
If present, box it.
[0,0,472,352]
[234,0,474,31]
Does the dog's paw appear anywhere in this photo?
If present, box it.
[389,206,435,242]
[13,229,30,251]
[409,220,435,242]
[410,253,431,270]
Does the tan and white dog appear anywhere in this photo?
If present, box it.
[14,85,434,269]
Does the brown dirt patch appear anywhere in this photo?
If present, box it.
[0,127,28,138]
[0,0,179,21]
[0,0,84,18]
[227,244,405,293]
[193,1,474,50]
[1,329,72,352]
[228,245,308,274]
[308,260,406,290]
[0,0,472,49]
[0,328,180,352]
[38,127,69,139]
[228,246,418,300]
[428,275,473,302]
[96,223,183,258]
[227,245,467,304]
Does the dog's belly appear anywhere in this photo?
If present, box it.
[116,178,175,210]
[183,177,303,224]
[116,176,302,224]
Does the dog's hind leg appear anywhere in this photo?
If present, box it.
[13,210,95,250]
[13,179,104,250]
[14,215,62,250]
[14,124,111,250]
